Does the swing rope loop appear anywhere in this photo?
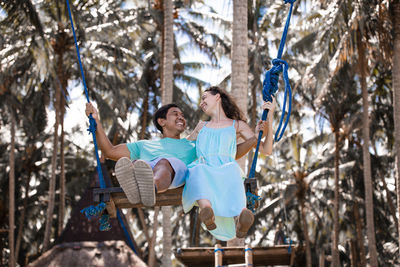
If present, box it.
[263,58,292,142]
[247,0,295,212]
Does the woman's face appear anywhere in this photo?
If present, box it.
[200,91,220,114]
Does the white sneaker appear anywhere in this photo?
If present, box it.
[133,160,155,207]
[115,157,140,204]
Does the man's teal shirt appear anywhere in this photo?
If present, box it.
[126,138,196,165]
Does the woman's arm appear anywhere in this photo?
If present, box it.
[235,97,276,158]
[258,98,276,155]
[236,136,257,159]
[186,121,206,141]
[236,121,258,159]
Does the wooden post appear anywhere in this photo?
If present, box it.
[214,244,223,267]
[245,244,253,266]
[9,109,15,267]
[319,248,325,267]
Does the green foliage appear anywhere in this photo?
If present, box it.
[0,0,398,265]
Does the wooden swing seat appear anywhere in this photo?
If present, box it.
[175,245,295,266]
[93,186,183,218]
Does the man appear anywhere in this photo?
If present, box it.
[85,103,196,207]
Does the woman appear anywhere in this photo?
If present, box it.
[183,86,276,241]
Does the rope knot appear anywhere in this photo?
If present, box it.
[81,202,106,221]
[263,58,288,102]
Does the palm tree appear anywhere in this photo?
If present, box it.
[8,107,16,267]
[43,85,60,251]
[392,0,400,250]
[160,0,173,265]
[231,0,249,167]
[356,25,378,267]
[228,0,248,246]
[1,0,153,255]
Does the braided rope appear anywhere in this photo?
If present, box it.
[65,1,137,253]
[248,0,295,179]
[246,0,295,214]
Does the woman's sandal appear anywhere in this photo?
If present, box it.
[199,207,217,230]
[235,208,254,238]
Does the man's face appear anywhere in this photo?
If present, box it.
[161,107,186,133]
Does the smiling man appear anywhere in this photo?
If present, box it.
[85,103,196,207]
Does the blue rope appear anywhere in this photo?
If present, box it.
[248,0,295,180]
[66,0,137,254]
[246,191,261,213]
[286,238,293,253]
[116,210,138,254]
[81,202,106,220]
[65,0,106,190]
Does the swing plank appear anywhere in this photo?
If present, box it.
[175,245,295,266]
[93,186,183,217]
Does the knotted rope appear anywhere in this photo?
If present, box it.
[246,0,295,212]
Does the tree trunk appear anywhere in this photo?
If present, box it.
[319,248,325,267]
[43,87,61,251]
[349,239,359,267]
[160,0,174,265]
[353,202,366,267]
[331,130,340,266]
[161,0,174,104]
[392,0,400,251]
[161,206,172,266]
[300,199,312,267]
[139,89,150,140]
[8,110,15,267]
[58,104,65,236]
[148,207,160,267]
[357,28,378,267]
[189,207,200,246]
[15,173,31,261]
[231,0,248,172]
[138,208,151,243]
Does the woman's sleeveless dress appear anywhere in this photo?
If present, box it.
[182,121,246,241]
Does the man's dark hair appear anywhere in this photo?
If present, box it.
[153,103,180,133]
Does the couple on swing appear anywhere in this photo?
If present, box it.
[85,86,276,241]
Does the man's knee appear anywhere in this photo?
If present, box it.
[155,159,173,172]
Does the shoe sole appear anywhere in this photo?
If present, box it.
[115,157,140,204]
[199,207,217,230]
[236,209,254,238]
[133,160,155,207]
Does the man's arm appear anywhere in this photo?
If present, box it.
[86,103,130,161]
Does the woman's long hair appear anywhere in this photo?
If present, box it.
[205,86,246,121]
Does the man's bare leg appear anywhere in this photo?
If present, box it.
[152,159,175,193]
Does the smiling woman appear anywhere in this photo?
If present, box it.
[182,86,275,241]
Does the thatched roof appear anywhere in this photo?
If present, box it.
[30,165,144,266]
[29,241,146,267]
[56,184,133,245]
